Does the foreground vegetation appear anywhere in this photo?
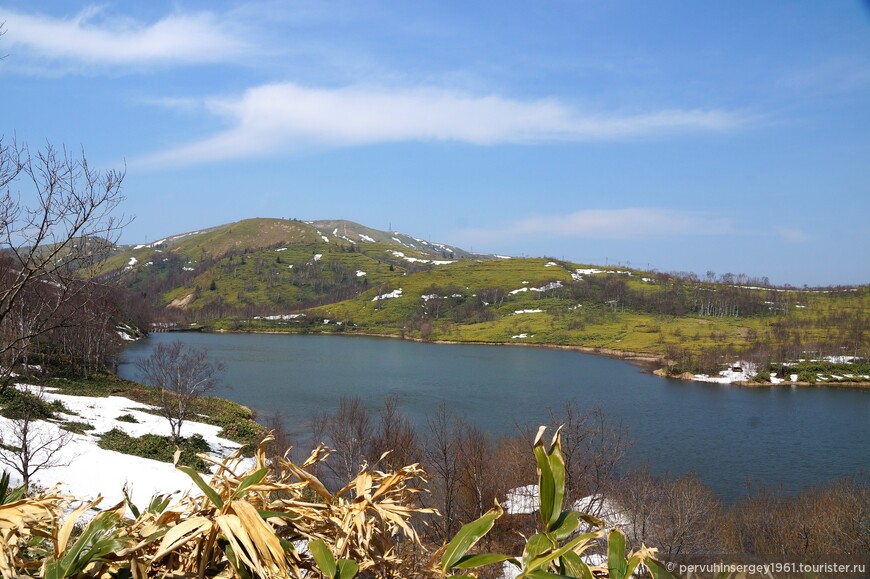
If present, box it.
[1,422,865,578]
[0,431,681,578]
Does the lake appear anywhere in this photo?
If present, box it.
[118,332,869,501]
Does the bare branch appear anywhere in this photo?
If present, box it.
[135,341,223,442]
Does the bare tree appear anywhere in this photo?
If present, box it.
[317,396,373,484]
[370,395,421,472]
[0,138,127,386]
[423,403,463,541]
[0,385,72,490]
[135,340,223,443]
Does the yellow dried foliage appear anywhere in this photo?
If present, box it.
[0,436,436,578]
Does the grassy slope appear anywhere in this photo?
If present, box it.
[102,218,868,375]
[310,259,764,351]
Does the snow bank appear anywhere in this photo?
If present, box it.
[373,288,403,301]
[510,281,563,295]
[692,361,758,384]
[254,314,305,321]
[0,385,243,506]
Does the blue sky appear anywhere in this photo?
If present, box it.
[1,1,868,286]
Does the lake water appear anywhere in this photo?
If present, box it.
[118,332,869,501]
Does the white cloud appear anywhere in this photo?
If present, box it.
[777,227,809,243]
[453,209,734,243]
[134,82,747,166]
[0,6,249,66]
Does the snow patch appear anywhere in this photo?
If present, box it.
[356,270,366,277]
[0,385,244,506]
[254,314,305,321]
[373,288,403,301]
[513,309,543,315]
[692,361,758,384]
[359,234,376,242]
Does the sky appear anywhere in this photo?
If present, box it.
[1,1,868,286]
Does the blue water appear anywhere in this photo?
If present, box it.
[118,333,869,501]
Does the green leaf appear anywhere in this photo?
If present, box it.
[647,559,677,579]
[546,427,566,530]
[122,486,140,519]
[441,503,503,571]
[454,553,516,569]
[223,541,254,579]
[624,555,643,579]
[560,551,594,579]
[177,465,224,509]
[548,510,580,542]
[231,466,269,500]
[526,531,601,573]
[149,494,172,513]
[309,539,337,578]
[607,529,628,579]
[534,426,556,530]
[258,509,300,521]
[336,559,359,579]
[44,512,126,579]
[523,534,553,569]
[521,570,571,578]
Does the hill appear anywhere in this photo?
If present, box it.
[103,217,869,381]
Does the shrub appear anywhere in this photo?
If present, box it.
[61,421,95,434]
[98,429,211,471]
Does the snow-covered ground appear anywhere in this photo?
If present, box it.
[0,385,244,507]
[691,361,758,384]
[253,313,305,321]
[510,281,563,295]
[372,288,403,301]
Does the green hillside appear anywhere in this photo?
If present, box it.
[104,217,869,379]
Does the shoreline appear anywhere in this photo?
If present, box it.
[178,327,870,390]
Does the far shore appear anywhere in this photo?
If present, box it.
[166,326,870,391]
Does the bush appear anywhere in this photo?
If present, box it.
[116,413,139,423]
[98,429,211,471]
[62,421,95,434]
[0,388,60,420]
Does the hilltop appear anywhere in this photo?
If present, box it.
[102,217,869,383]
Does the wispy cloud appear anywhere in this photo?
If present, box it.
[781,56,870,95]
[452,208,735,243]
[135,82,748,166]
[777,227,809,243]
[0,6,250,66]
